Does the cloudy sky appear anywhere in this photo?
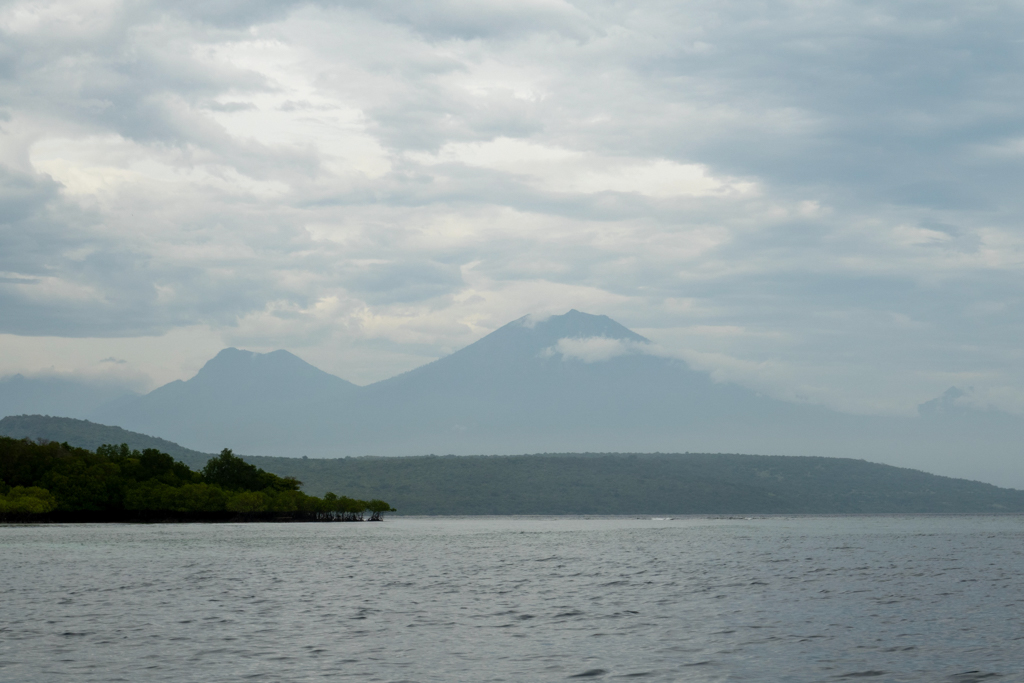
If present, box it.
[2,0,1023,415]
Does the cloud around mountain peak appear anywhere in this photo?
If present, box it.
[541,336,650,364]
[4,309,1024,487]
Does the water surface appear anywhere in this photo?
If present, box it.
[2,516,1022,682]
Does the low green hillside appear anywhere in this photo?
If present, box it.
[245,452,1024,514]
[4,415,1023,514]
[0,415,213,469]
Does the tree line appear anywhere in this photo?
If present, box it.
[0,436,394,521]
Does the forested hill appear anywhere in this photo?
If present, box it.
[244,452,1024,515]
[0,415,213,469]
[4,415,1023,514]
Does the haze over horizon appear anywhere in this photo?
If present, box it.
[3,0,1024,477]
[3,309,1022,489]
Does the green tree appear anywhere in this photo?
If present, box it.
[41,456,123,511]
[267,489,322,513]
[0,486,58,513]
[104,445,200,487]
[172,483,229,512]
[226,490,268,513]
[202,449,301,492]
[0,437,377,519]
[124,480,179,510]
[333,496,368,521]
[366,499,396,521]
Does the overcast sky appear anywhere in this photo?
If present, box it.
[2,0,1023,416]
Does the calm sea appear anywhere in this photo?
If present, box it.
[1,516,1022,682]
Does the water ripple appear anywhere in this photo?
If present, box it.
[1,515,1022,682]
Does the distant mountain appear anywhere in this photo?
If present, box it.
[3,415,1022,514]
[6,310,1023,487]
[92,310,826,458]
[90,347,359,455]
[353,310,834,456]
[0,374,138,421]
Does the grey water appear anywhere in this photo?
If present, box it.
[1,516,1022,683]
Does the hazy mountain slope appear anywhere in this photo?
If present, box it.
[0,374,138,421]
[346,310,830,454]
[82,310,1024,487]
[0,414,214,469]
[348,311,1024,485]
[90,348,359,454]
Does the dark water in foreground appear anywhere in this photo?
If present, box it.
[1,516,1022,682]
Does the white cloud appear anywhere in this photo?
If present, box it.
[2,0,1024,418]
[543,336,647,363]
[409,138,757,197]
[30,135,293,199]
[0,0,119,36]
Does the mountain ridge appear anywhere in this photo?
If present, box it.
[4,310,1023,487]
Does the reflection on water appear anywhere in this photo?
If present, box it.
[2,516,1022,682]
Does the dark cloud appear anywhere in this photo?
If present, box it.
[0,167,61,223]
